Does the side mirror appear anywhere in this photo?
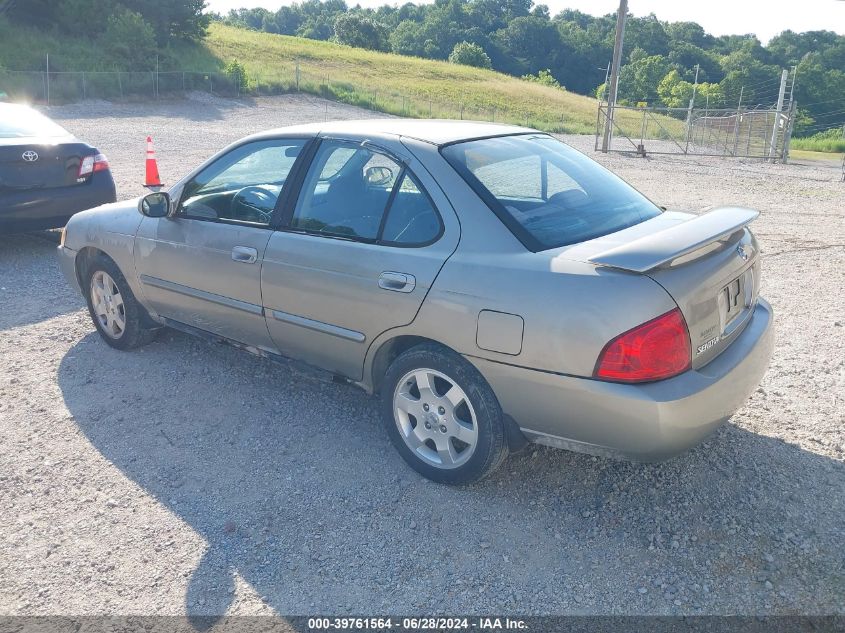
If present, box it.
[138,191,171,218]
[365,165,393,187]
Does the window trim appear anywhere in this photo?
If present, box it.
[277,138,445,249]
[175,137,313,230]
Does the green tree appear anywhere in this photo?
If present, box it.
[667,42,723,83]
[623,14,670,58]
[448,41,491,68]
[494,16,561,74]
[657,69,723,108]
[767,30,841,67]
[617,54,671,104]
[522,69,563,89]
[657,70,693,108]
[390,19,426,57]
[665,21,712,49]
[333,13,388,51]
[224,59,249,91]
[55,0,115,37]
[99,7,157,70]
[122,0,210,42]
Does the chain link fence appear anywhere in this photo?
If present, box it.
[595,103,794,160]
[0,67,571,133]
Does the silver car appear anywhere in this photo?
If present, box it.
[57,120,774,484]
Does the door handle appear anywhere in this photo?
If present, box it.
[378,271,416,293]
[231,246,258,264]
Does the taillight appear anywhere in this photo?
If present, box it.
[77,153,109,179]
[594,308,691,383]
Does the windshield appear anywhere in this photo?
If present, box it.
[0,105,71,139]
[441,134,661,250]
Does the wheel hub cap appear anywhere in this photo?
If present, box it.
[90,270,126,340]
[393,368,478,470]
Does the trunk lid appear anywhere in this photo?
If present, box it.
[0,137,93,192]
[559,207,762,369]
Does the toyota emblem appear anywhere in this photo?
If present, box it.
[22,150,39,162]
[736,244,749,261]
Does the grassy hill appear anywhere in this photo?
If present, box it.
[0,20,668,135]
[202,24,606,133]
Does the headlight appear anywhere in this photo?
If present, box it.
[59,226,67,248]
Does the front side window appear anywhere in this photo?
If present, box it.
[442,134,661,250]
[291,141,441,245]
[179,139,306,226]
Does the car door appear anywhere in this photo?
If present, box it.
[134,137,309,351]
[261,138,459,380]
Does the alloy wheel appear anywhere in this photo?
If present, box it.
[393,368,478,469]
[90,270,126,340]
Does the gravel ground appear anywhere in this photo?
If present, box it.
[1,94,843,617]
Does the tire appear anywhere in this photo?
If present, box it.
[83,255,158,350]
[381,343,508,485]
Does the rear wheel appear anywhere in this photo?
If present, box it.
[83,256,158,350]
[381,343,508,485]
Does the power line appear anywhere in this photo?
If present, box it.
[798,97,845,108]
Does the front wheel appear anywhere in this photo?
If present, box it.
[381,343,508,485]
[84,255,158,350]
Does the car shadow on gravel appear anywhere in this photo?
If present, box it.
[0,231,82,330]
[57,330,845,617]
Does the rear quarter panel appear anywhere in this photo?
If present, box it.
[407,251,678,377]
[394,137,678,379]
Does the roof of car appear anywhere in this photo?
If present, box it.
[259,119,536,146]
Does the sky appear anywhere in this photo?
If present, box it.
[204,0,845,43]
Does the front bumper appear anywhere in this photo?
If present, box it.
[0,172,116,233]
[471,298,774,462]
[57,244,81,295]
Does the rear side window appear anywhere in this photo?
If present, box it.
[441,134,661,250]
[381,173,441,245]
[291,140,442,246]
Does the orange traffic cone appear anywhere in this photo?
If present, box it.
[144,136,162,188]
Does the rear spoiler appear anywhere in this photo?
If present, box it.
[588,207,759,273]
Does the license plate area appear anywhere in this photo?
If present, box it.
[723,276,744,325]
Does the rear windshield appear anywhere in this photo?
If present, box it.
[0,105,70,138]
[441,134,661,250]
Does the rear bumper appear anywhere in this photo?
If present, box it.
[470,298,774,462]
[0,173,116,232]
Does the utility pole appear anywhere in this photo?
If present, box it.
[781,66,798,163]
[732,86,744,156]
[601,62,611,101]
[684,63,700,154]
[781,100,797,163]
[787,65,797,109]
[690,64,700,106]
[769,69,789,162]
[46,52,50,106]
[601,0,628,153]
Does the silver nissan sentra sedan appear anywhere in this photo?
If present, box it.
[57,120,774,484]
